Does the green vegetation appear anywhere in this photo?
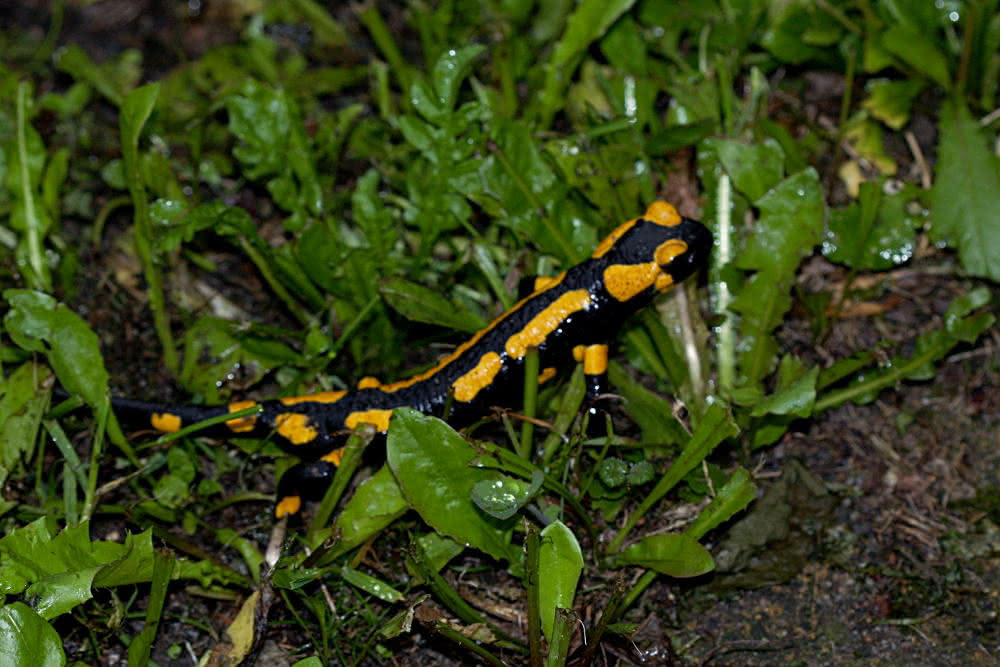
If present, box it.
[0,1,997,664]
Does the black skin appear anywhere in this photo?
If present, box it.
[108,211,713,515]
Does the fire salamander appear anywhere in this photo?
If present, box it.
[111,202,712,518]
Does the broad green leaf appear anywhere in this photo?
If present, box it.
[431,45,486,113]
[3,290,109,410]
[333,464,408,555]
[880,25,951,89]
[54,44,141,106]
[341,566,404,602]
[552,0,636,65]
[627,461,655,486]
[545,136,648,219]
[215,527,264,585]
[0,602,65,667]
[538,521,583,642]
[930,99,1000,281]
[386,409,516,563]
[598,458,629,488]
[536,0,637,123]
[0,362,50,470]
[709,138,785,203]
[415,533,465,572]
[292,658,324,667]
[0,518,155,619]
[760,3,828,64]
[380,277,487,333]
[944,287,992,332]
[750,367,818,418]
[178,316,294,403]
[410,80,445,122]
[612,533,714,578]
[119,82,159,156]
[684,467,758,541]
[825,182,924,270]
[397,114,435,150]
[731,169,824,388]
[862,79,926,130]
[842,116,896,175]
[471,470,544,520]
[351,168,396,259]
[225,80,322,226]
[479,118,597,262]
[296,218,351,295]
[737,169,825,274]
[599,16,653,128]
[91,530,157,588]
[148,199,223,254]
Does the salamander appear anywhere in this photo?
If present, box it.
[110,202,712,518]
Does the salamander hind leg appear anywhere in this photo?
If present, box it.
[274,456,340,519]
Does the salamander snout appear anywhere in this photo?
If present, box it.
[662,217,712,281]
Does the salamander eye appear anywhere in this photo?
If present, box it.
[655,239,688,268]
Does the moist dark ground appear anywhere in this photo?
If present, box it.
[5,2,999,665]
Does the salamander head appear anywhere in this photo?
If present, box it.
[596,202,713,301]
[652,212,713,287]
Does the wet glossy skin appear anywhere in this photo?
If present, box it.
[111,202,712,516]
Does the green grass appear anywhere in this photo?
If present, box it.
[0,1,997,664]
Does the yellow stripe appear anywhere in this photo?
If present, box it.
[345,409,393,432]
[275,413,319,445]
[506,290,591,358]
[280,391,347,406]
[452,351,503,402]
[379,273,568,393]
[151,412,181,433]
[226,400,259,433]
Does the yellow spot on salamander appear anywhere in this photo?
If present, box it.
[533,271,566,292]
[358,376,381,389]
[453,351,503,402]
[275,495,302,518]
[275,413,319,445]
[643,201,682,227]
[655,238,688,266]
[582,344,609,375]
[603,262,660,302]
[604,238,690,302]
[537,367,557,384]
[322,448,345,465]
[151,412,182,433]
[572,345,585,361]
[591,202,682,259]
[591,217,640,258]
[345,409,393,432]
[280,391,347,406]
[506,289,591,359]
[226,400,259,433]
[378,274,569,395]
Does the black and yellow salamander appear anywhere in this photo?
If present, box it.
[111,202,712,517]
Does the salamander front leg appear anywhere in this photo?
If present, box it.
[573,343,615,435]
[573,344,610,399]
